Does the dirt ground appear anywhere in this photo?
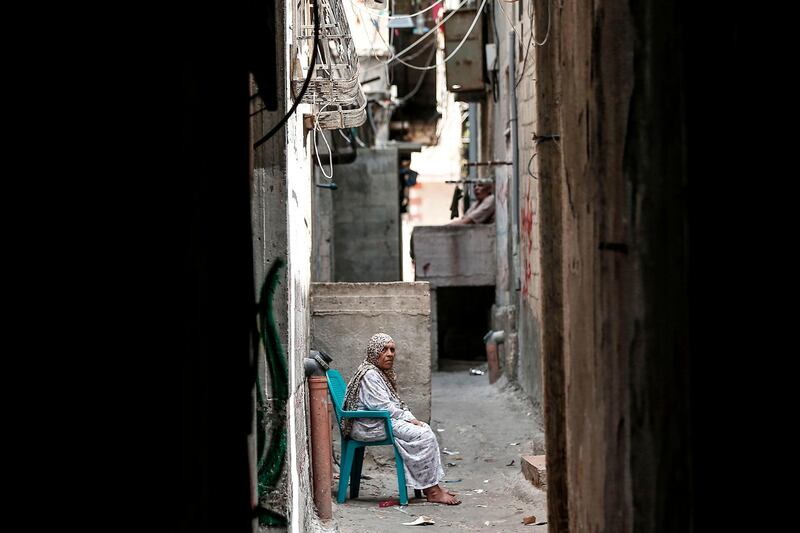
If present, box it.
[324,360,548,532]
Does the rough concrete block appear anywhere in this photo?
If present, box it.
[505,331,518,381]
[412,225,496,287]
[331,148,400,282]
[521,455,547,490]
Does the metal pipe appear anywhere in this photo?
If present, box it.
[305,350,333,519]
[483,330,506,384]
[508,31,520,291]
[308,376,332,519]
[468,102,479,182]
[468,102,479,214]
[464,161,512,166]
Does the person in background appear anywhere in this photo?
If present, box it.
[448,178,495,224]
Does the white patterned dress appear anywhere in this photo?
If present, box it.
[349,369,446,490]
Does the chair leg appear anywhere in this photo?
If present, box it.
[338,441,356,504]
[350,447,365,499]
[393,446,409,506]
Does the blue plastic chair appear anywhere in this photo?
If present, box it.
[326,369,422,505]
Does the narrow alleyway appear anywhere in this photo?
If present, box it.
[331,361,548,532]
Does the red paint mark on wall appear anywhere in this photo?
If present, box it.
[521,188,534,240]
[522,261,532,298]
[521,206,533,241]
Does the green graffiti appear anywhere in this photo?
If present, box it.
[255,258,288,526]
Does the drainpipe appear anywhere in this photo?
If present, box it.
[305,350,333,519]
[508,31,520,292]
[483,330,506,384]
[468,102,479,205]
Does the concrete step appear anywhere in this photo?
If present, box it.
[521,455,547,490]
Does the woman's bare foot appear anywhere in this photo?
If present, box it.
[423,484,461,505]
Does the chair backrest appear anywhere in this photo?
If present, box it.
[326,369,347,428]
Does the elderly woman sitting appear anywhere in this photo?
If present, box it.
[342,333,460,505]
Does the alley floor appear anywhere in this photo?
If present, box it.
[327,360,548,532]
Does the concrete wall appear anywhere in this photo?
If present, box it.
[286,119,315,533]
[559,1,636,528]
[283,1,315,524]
[250,1,316,529]
[513,0,545,416]
[530,1,568,530]
[484,4,517,389]
[311,177,335,282]
[309,282,432,423]
[556,0,691,531]
[479,1,693,531]
[250,1,290,526]
[411,225,496,286]
[485,2,545,399]
[331,147,401,282]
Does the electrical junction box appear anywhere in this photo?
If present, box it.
[443,7,485,101]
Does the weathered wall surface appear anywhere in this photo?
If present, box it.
[331,147,401,282]
[283,11,316,524]
[312,180,335,283]
[529,1,568,530]
[250,1,315,529]
[557,0,691,531]
[559,0,636,529]
[514,0,544,408]
[485,1,545,404]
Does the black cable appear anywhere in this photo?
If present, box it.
[397,44,438,104]
[490,2,500,102]
[515,19,534,88]
[253,0,320,148]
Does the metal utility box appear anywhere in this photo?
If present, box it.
[443,8,485,101]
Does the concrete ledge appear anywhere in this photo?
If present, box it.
[311,282,431,316]
[521,455,547,490]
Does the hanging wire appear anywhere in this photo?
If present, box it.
[515,27,534,88]
[494,0,522,41]
[526,128,561,179]
[399,39,437,61]
[313,118,335,180]
[507,0,553,87]
[349,0,443,19]
[397,42,438,102]
[375,0,471,67]
[356,8,390,67]
[527,152,538,179]
[360,0,472,73]
[253,0,320,148]
[489,0,500,102]
[366,101,378,137]
[533,0,552,46]
[372,0,489,72]
[338,129,353,143]
[352,128,368,147]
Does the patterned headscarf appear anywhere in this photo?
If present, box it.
[341,333,405,437]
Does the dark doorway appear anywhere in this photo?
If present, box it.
[437,286,494,361]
